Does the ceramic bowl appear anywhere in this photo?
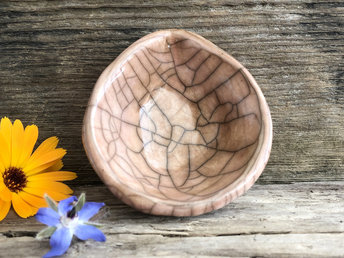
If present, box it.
[83,29,272,216]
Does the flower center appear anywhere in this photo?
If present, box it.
[60,215,79,229]
[67,206,77,219]
[2,167,27,193]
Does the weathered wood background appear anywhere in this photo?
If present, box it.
[0,0,343,257]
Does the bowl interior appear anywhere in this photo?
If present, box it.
[86,30,267,210]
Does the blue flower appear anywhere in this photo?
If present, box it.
[36,194,106,258]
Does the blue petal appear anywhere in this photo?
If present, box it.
[43,227,73,258]
[58,196,77,216]
[74,224,106,242]
[78,202,105,221]
[35,208,60,226]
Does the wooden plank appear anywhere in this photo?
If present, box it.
[0,182,343,257]
[0,233,343,257]
[0,1,343,186]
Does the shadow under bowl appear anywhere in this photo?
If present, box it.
[83,29,272,216]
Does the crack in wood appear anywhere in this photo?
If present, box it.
[2,231,37,238]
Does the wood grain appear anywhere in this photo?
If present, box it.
[0,0,343,185]
[0,183,343,257]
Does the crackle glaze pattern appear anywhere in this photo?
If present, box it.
[83,30,272,216]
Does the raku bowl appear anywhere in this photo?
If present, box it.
[83,29,272,216]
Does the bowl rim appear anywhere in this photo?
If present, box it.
[82,29,273,216]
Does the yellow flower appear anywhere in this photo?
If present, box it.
[0,117,77,221]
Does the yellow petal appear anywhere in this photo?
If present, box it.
[24,160,59,176]
[0,117,12,151]
[0,118,12,170]
[11,192,33,218]
[0,134,10,171]
[17,124,38,168]
[28,171,77,182]
[23,148,66,174]
[18,191,47,209]
[11,120,25,168]
[0,199,11,221]
[27,136,59,164]
[26,181,73,195]
[43,160,64,172]
[24,187,70,202]
[0,180,12,201]
[30,206,39,216]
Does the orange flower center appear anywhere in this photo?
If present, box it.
[3,167,27,193]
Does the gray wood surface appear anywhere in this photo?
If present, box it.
[0,1,343,257]
[1,183,344,257]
